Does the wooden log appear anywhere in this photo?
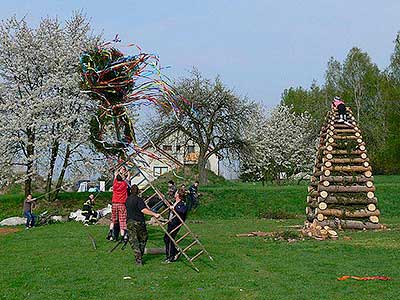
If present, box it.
[334,123,353,128]
[322,180,330,187]
[320,191,328,198]
[314,169,331,177]
[316,208,380,218]
[308,201,318,208]
[319,185,375,193]
[370,216,379,223]
[325,145,334,151]
[317,196,378,205]
[334,128,359,134]
[323,149,366,155]
[326,153,333,160]
[329,158,368,164]
[320,175,374,183]
[326,137,335,144]
[364,170,372,178]
[317,213,325,221]
[318,202,327,210]
[144,248,166,255]
[306,196,315,204]
[366,181,374,188]
[324,165,371,172]
[319,220,383,230]
[367,203,376,211]
[367,191,375,199]
[333,135,359,140]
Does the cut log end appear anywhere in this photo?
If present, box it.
[366,181,374,188]
[369,216,379,223]
[320,191,328,198]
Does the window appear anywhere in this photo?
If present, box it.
[162,145,172,151]
[176,145,181,151]
[187,145,195,153]
[153,166,168,177]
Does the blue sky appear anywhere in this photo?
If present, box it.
[1,0,400,107]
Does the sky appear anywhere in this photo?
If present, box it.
[1,0,400,109]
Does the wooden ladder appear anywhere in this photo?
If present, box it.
[128,157,213,272]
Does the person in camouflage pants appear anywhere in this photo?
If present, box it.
[127,220,148,261]
[125,185,160,265]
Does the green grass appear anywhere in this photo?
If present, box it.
[1,175,400,299]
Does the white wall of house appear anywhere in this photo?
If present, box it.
[131,130,220,187]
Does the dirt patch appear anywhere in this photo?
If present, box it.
[0,227,21,236]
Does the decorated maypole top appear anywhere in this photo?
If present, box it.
[79,37,187,158]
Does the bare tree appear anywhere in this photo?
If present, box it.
[149,69,257,184]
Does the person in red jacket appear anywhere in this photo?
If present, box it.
[107,166,130,241]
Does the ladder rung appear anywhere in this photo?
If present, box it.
[144,193,157,203]
[182,240,198,253]
[159,206,170,216]
[190,250,204,262]
[176,231,191,244]
[170,223,183,234]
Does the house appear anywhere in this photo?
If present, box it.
[131,130,220,187]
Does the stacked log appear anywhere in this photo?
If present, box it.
[306,106,383,230]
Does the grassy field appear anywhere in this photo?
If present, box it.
[1,176,400,300]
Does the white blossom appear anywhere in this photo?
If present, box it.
[243,104,316,181]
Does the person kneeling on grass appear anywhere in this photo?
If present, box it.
[163,187,188,263]
[126,184,160,265]
[23,194,37,229]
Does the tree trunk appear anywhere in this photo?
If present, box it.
[24,127,35,197]
[46,140,59,201]
[52,144,71,201]
[198,152,208,185]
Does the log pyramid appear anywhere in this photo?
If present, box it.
[306,106,383,230]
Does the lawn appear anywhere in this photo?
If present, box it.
[0,176,399,300]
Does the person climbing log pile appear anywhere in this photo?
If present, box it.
[306,97,384,230]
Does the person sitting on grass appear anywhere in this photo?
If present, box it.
[82,194,98,225]
[23,194,36,229]
[126,184,160,265]
[163,187,188,263]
